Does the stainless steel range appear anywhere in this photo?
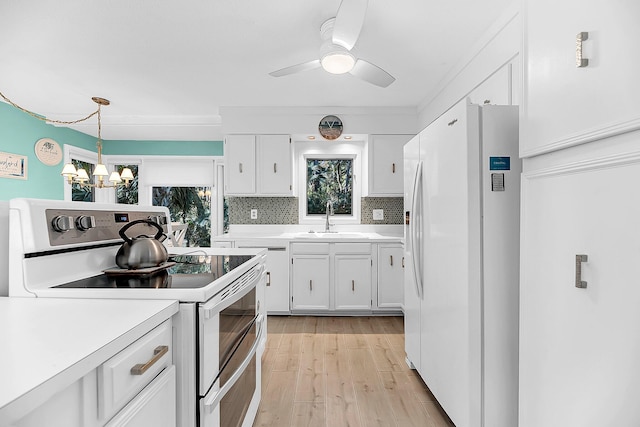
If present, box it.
[8,198,266,427]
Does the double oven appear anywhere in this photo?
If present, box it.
[8,198,266,427]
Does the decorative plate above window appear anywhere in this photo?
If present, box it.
[34,138,62,166]
[318,115,343,140]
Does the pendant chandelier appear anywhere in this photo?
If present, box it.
[0,91,134,189]
[60,97,133,188]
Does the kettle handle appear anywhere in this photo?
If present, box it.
[119,219,166,244]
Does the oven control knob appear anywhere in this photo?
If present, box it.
[51,215,75,232]
[76,215,96,231]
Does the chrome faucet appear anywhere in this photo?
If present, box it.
[324,200,334,232]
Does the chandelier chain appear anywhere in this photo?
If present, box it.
[0,90,99,124]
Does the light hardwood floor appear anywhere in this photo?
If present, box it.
[254,315,455,427]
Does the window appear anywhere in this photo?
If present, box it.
[152,186,211,247]
[295,140,363,225]
[71,159,95,202]
[115,164,139,204]
[306,158,353,215]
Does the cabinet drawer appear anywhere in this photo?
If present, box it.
[334,243,371,254]
[291,243,330,254]
[99,320,173,420]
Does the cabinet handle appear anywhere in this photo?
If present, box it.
[390,255,393,266]
[402,256,405,268]
[575,254,588,288]
[266,271,271,287]
[392,163,396,173]
[576,32,589,68]
[309,279,313,291]
[130,345,169,375]
[274,163,277,173]
[352,279,355,291]
[239,163,243,173]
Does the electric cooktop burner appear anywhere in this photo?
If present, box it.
[55,255,253,289]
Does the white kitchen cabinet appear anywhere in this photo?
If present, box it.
[104,366,176,427]
[290,242,379,313]
[377,244,404,309]
[11,320,175,427]
[367,134,413,196]
[291,255,330,310]
[224,134,292,196]
[225,135,256,194]
[234,240,290,314]
[334,255,372,310]
[257,134,292,195]
[519,137,640,426]
[521,0,640,157]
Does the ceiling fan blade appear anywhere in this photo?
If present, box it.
[349,59,395,88]
[332,0,368,50]
[269,60,321,77]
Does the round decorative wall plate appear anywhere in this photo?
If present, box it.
[318,115,343,140]
[34,138,62,166]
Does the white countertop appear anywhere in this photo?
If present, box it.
[214,228,404,243]
[0,297,178,422]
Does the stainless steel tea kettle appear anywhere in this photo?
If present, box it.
[116,219,169,269]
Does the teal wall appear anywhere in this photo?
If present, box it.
[0,102,224,201]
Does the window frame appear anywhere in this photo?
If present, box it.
[295,140,363,225]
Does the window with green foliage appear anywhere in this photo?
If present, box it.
[306,158,353,215]
[115,164,139,205]
[71,159,94,202]
[152,186,211,247]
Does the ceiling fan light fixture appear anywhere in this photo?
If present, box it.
[321,51,355,74]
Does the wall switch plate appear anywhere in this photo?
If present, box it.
[250,209,258,220]
[373,209,384,220]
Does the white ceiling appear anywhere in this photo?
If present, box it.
[0,0,513,141]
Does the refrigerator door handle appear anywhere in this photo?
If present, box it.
[410,161,424,299]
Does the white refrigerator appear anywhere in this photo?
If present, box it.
[404,99,520,427]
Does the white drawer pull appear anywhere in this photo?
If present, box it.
[130,345,169,375]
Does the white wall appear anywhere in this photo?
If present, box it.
[417,1,521,129]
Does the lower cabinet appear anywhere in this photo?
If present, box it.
[13,321,175,427]
[291,255,330,310]
[291,242,377,313]
[232,240,290,314]
[377,244,404,309]
[335,255,372,310]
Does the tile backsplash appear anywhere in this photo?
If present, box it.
[227,196,403,225]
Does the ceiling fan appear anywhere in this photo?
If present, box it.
[268,0,395,88]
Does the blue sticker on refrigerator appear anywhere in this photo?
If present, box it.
[489,157,510,170]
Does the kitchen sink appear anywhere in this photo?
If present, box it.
[294,231,371,239]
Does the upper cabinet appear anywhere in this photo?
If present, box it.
[521,0,640,157]
[366,134,413,196]
[225,134,292,196]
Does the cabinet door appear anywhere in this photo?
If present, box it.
[291,255,330,310]
[335,255,372,311]
[225,135,256,194]
[520,159,640,426]
[264,248,290,313]
[522,0,640,156]
[368,135,412,196]
[377,245,404,309]
[105,366,176,427]
[257,135,292,195]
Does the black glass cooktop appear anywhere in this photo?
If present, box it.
[55,255,253,289]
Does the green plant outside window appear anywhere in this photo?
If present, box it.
[306,158,353,215]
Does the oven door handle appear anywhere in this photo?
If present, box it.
[203,314,265,413]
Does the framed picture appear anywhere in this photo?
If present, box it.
[0,151,28,180]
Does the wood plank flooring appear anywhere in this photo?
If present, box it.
[254,316,455,427]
